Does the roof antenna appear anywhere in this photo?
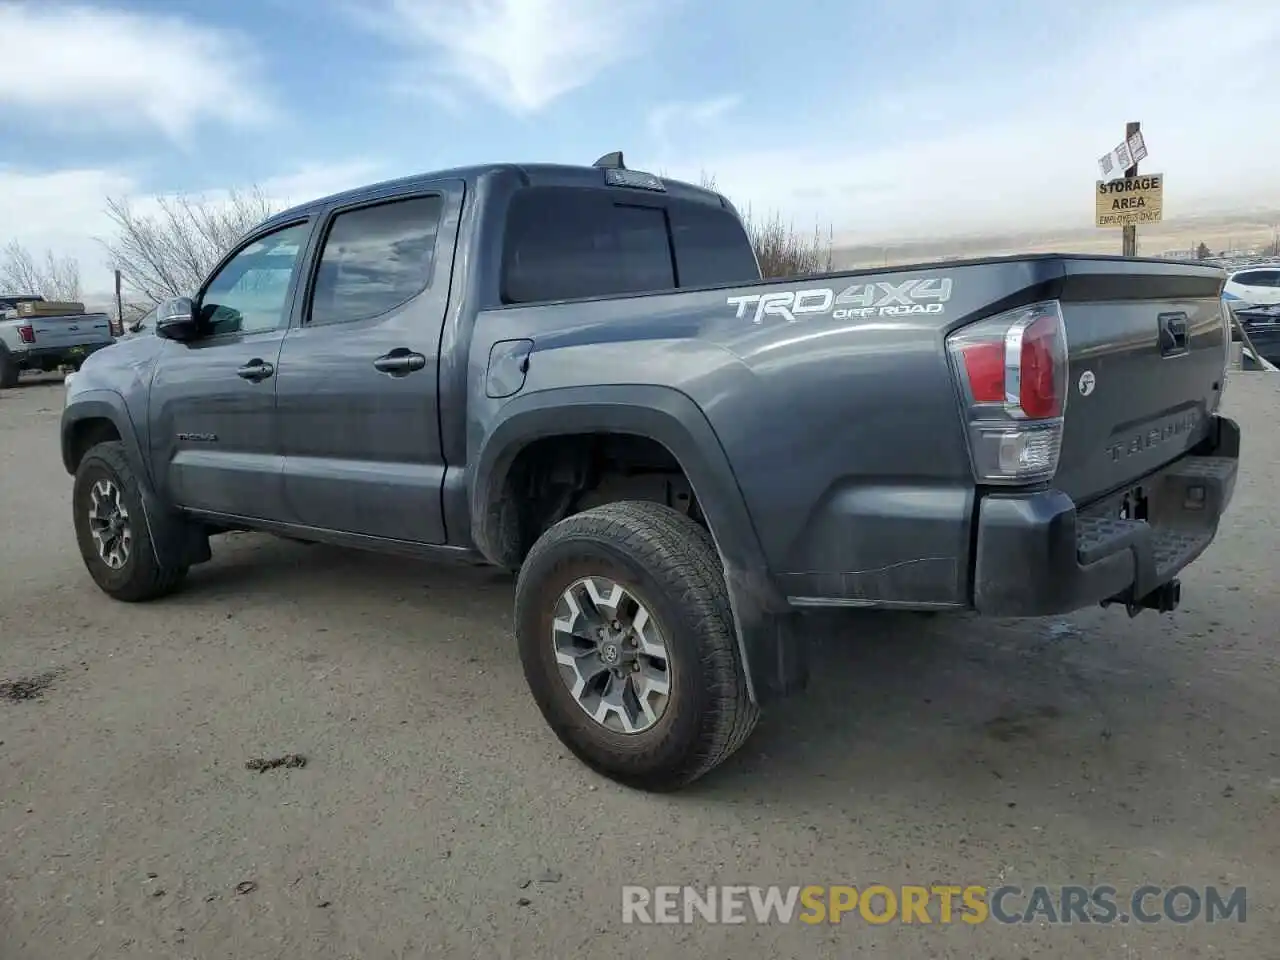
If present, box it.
[592,151,625,169]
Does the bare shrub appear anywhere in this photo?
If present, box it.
[700,173,834,278]
[102,187,280,305]
[0,242,82,300]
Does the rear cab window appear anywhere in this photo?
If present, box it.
[499,185,759,305]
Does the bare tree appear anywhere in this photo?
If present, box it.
[700,174,834,278]
[101,187,280,306]
[0,242,83,300]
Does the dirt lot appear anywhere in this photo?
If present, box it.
[2,371,1277,959]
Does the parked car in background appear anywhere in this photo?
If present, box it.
[1223,267,1280,310]
[119,305,159,341]
[1,297,116,388]
[1234,303,1280,366]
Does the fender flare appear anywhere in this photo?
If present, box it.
[61,390,209,571]
[61,390,147,478]
[471,384,805,704]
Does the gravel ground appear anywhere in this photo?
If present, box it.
[2,370,1277,959]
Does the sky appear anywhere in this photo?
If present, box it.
[3,0,1279,294]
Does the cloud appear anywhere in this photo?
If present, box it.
[647,96,740,151]
[257,161,387,209]
[358,0,667,114]
[642,0,1280,243]
[0,160,383,297]
[0,2,270,139]
[0,167,137,296]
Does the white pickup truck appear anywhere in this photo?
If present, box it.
[0,296,115,388]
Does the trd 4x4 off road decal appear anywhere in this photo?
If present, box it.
[727,278,953,324]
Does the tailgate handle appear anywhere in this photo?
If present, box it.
[1158,312,1189,358]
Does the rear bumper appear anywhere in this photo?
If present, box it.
[973,414,1240,617]
[14,342,111,367]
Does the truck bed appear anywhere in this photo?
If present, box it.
[479,252,1231,613]
[25,312,114,351]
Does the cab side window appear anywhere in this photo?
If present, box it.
[309,195,444,326]
[200,222,311,337]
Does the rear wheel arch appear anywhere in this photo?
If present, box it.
[480,430,697,569]
[471,388,757,572]
[471,386,804,705]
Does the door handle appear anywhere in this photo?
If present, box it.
[236,359,275,381]
[373,349,427,376]
[1158,312,1189,358]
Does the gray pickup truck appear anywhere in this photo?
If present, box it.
[60,154,1240,790]
[1,296,115,387]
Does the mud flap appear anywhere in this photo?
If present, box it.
[724,564,808,705]
[137,481,211,571]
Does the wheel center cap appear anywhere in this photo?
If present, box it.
[600,642,621,666]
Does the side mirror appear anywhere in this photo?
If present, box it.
[155,297,199,342]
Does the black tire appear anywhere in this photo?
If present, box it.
[515,500,759,791]
[72,441,189,602]
[0,348,18,389]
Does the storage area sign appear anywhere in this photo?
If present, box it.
[1095,173,1164,228]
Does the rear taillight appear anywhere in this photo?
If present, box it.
[947,301,1068,484]
[17,324,34,344]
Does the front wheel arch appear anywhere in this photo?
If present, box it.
[66,417,123,474]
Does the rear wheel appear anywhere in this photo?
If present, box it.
[72,441,188,601]
[515,500,758,791]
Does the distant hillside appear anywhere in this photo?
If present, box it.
[832,209,1280,268]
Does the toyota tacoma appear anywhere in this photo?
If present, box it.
[61,154,1240,790]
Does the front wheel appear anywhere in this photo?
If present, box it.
[515,500,759,791]
[0,348,18,389]
[72,441,188,601]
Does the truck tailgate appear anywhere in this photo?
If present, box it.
[1052,259,1228,506]
[28,313,114,350]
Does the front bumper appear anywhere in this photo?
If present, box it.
[973,415,1240,617]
